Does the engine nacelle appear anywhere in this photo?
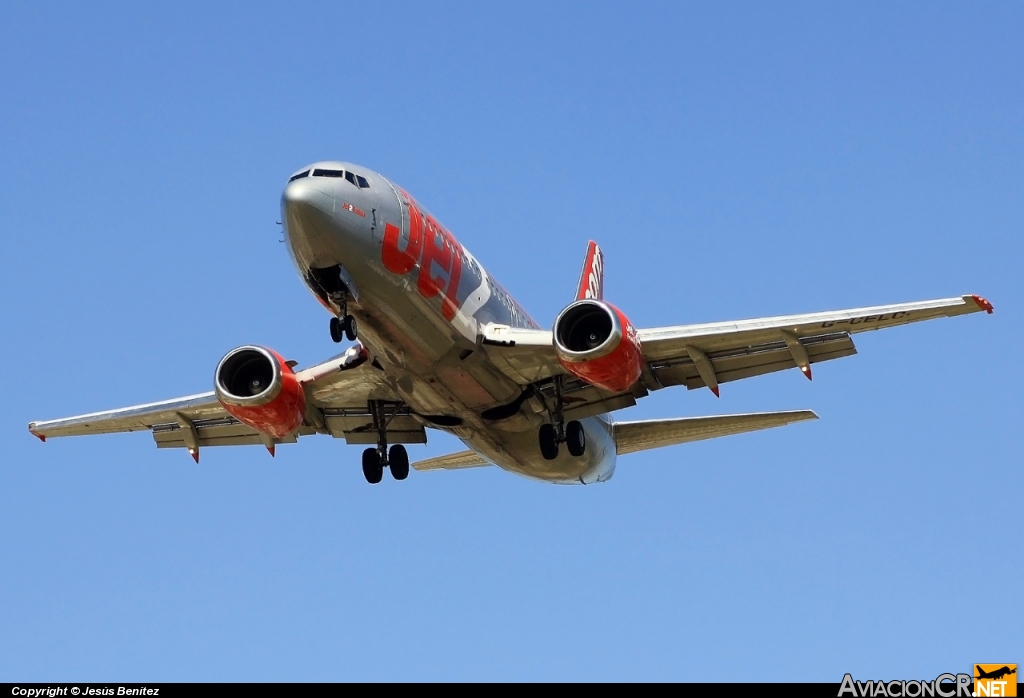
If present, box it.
[214,346,306,439]
[553,299,643,393]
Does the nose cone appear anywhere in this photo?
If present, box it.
[282,176,339,267]
[282,177,335,217]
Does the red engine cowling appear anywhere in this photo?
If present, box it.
[214,346,306,439]
[553,299,644,393]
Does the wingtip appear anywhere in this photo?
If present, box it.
[267,445,276,458]
[800,365,813,381]
[29,428,46,443]
[971,294,994,314]
[710,386,720,398]
[189,448,200,463]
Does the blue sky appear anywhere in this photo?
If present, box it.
[1,1,1020,681]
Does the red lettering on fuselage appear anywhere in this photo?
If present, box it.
[382,193,463,321]
[418,217,451,299]
[381,199,424,274]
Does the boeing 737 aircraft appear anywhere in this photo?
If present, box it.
[28,162,995,484]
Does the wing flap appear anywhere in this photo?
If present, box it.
[614,410,818,455]
[151,418,316,449]
[651,332,857,390]
[413,450,491,471]
[322,406,427,445]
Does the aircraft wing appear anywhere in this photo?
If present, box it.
[28,345,414,457]
[614,410,818,455]
[413,450,491,471]
[414,412,816,473]
[638,294,992,393]
[482,294,993,399]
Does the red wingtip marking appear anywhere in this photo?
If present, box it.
[30,431,46,442]
[267,445,276,458]
[189,448,200,463]
[710,386,720,398]
[972,294,994,314]
[801,366,813,381]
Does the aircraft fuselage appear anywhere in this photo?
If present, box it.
[282,161,617,484]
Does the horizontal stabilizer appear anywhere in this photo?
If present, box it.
[413,450,491,472]
[614,410,818,455]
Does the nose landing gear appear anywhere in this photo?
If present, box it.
[307,266,358,343]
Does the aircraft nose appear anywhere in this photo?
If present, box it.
[282,177,335,217]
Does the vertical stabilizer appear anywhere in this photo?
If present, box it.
[575,240,604,300]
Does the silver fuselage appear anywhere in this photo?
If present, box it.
[282,162,616,484]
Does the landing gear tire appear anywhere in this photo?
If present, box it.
[343,315,357,341]
[566,420,586,457]
[362,448,383,484]
[330,316,343,343]
[539,424,559,460]
[389,444,409,480]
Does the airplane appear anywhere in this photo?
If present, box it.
[27,161,995,485]
[976,666,1016,681]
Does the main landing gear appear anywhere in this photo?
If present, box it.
[360,400,410,484]
[539,420,586,460]
[538,377,586,460]
[362,444,409,484]
[329,314,357,343]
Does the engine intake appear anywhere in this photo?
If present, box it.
[553,299,643,393]
[214,346,306,438]
[555,300,620,358]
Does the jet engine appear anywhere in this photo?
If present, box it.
[553,299,643,393]
[214,346,306,438]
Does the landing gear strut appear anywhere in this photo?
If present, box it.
[538,376,586,460]
[360,400,410,484]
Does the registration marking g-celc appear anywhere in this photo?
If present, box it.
[821,311,910,328]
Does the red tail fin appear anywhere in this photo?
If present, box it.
[575,240,604,300]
